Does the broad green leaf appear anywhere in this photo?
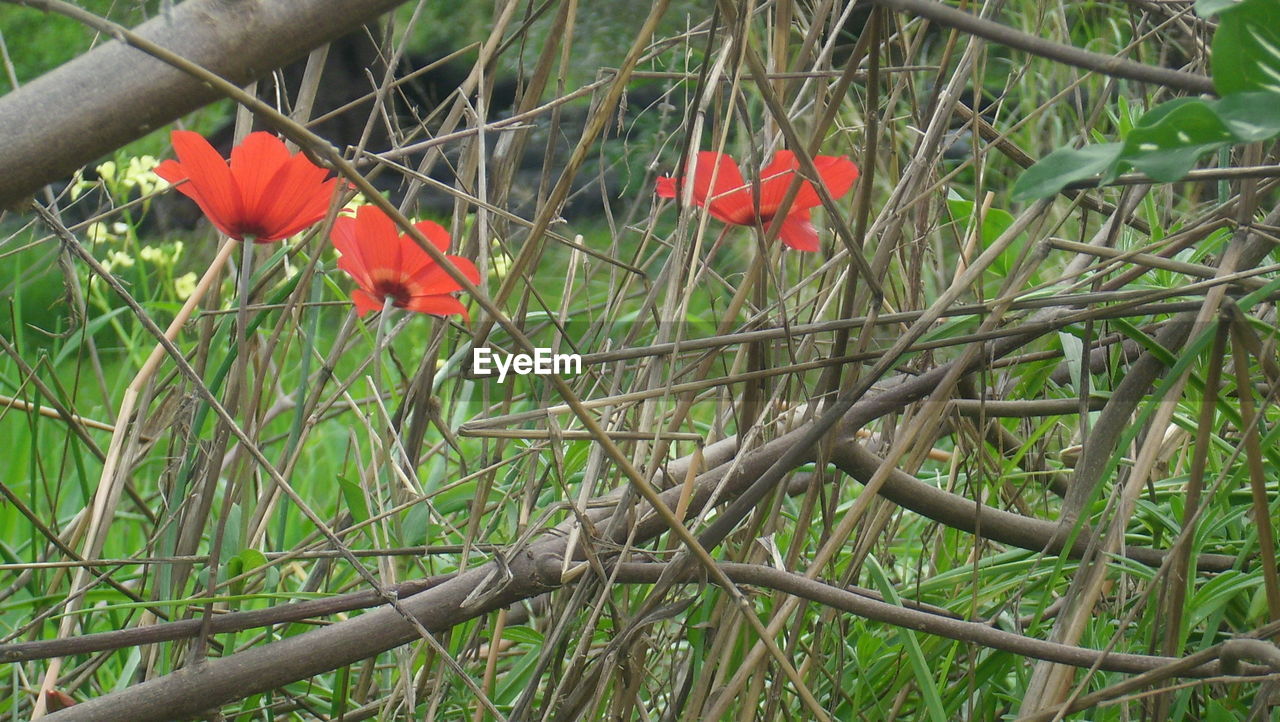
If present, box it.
[1011,143,1122,201]
[946,194,1020,278]
[1015,91,1280,199]
[1214,91,1280,140]
[237,548,269,574]
[402,501,431,547]
[502,625,545,644]
[1196,0,1241,17]
[434,480,477,515]
[1131,97,1201,127]
[226,548,269,597]
[1119,100,1234,180]
[1208,0,1280,95]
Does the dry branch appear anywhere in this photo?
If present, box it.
[0,0,407,209]
[3,0,1272,717]
[870,0,1215,95]
[45,308,1241,719]
[608,562,1264,677]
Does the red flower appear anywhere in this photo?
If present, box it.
[45,689,77,711]
[656,150,859,251]
[156,130,339,242]
[330,205,480,319]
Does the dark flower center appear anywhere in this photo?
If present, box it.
[373,280,412,309]
[232,220,271,241]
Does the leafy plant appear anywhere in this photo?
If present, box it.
[1013,0,1280,200]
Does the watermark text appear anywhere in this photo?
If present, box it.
[472,347,581,383]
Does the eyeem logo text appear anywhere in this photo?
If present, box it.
[472,347,582,383]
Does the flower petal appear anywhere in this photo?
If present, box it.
[758,151,860,215]
[777,210,819,252]
[688,152,759,224]
[408,255,479,295]
[154,159,188,185]
[756,150,807,217]
[404,293,468,320]
[230,132,291,223]
[261,177,340,242]
[332,221,378,294]
[690,151,747,200]
[351,287,385,316]
[251,152,335,241]
[655,175,677,198]
[413,220,453,254]
[155,160,211,213]
[397,221,461,281]
[332,205,476,321]
[812,154,860,201]
[703,186,759,226]
[330,215,359,257]
[351,205,406,277]
[659,152,762,225]
[696,154,762,225]
[165,130,244,238]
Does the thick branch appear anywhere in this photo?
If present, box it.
[0,0,406,209]
[0,576,453,664]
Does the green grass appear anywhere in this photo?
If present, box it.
[2,0,1280,719]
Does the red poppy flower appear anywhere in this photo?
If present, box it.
[331,205,480,319]
[156,130,339,242]
[656,150,859,252]
[45,689,77,711]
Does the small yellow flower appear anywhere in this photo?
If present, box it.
[490,255,511,279]
[86,222,116,244]
[123,156,165,196]
[96,160,118,186]
[173,272,198,300]
[102,250,134,272]
[489,243,512,280]
[69,170,92,201]
[138,241,183,267]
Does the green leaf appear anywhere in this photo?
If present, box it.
[402,502,432,547]
[225,548,269,597]
[1209,0,1280,95]
[1132,97,1201,127]
[237,548,268,574]
[226,550,266,593]
[434,480,477,516]
[1014,91,1280,199]
[1214,91,1280,140]
[1120,100,1234,181]
[946,194,1020,277]
[1011,143,1122,201]
[502,625,545,644]
[1058,332,1084,391]
[865,557,949,722]
[1195,0,1241,17]
[337,476,370,524]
